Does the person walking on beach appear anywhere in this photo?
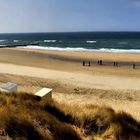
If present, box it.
[133,64,136,69]
[88,61,91,67]
[83,61,85,66]
[100,60,103,65]
[114,62,116,66]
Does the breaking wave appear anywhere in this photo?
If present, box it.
[0,40,6,42]
[18,45,140,53]
[13,40,19,43]
[86,40,96,43]
[44,40,57,43]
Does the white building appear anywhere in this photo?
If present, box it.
[0,82,17,92]
[35,88,52,100]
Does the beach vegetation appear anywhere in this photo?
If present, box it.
[0,91,139,140]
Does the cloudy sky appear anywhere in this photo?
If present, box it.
[0,0,140,33]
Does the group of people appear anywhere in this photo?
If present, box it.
[82,61,91,67]
[82,60,136,69]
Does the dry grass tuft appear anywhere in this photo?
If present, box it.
[0,92,81,140]
[0,91,139,140]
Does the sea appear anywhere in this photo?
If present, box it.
[0,32,140,53]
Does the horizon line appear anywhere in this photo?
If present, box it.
[1,31,140,34]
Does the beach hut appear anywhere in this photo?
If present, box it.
[0,82,17,92]
[35,88,52,100]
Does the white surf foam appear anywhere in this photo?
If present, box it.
[98,48,140,53]
[13,40,19,43]
[19,45,86,51]
[0,45,6,46]
[0,40,6,42]
[86,40,96,43]
[44,40,57,43]
[17,45,140,53]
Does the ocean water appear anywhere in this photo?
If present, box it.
[0,32,140,53]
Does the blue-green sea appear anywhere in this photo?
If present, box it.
[0,32,140,53]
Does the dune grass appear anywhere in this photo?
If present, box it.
[0,92,139,140]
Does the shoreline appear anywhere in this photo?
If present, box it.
[0,47,140,76]
[18,45,140,54]
[13,47,140,61]
[1,43,140,54]
[0,48,140,76]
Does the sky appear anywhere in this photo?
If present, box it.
[0,0,140,33]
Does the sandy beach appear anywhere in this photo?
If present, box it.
[1,1,140,139]
[0,63,140,90]
[0,48,140,119]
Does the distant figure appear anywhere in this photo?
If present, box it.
[83,61,85,66]
[133,64,136,69]
[100,60,103,65]
[98,60,100,65]
[88,61,91,67]
[113,62,116,66]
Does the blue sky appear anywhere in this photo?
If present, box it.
[0,0,140,33]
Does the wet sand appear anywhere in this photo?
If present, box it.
[0,48,140,76]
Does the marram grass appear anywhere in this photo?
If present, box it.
[0,92,140,140]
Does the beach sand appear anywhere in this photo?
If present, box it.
[0,48,140,119]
